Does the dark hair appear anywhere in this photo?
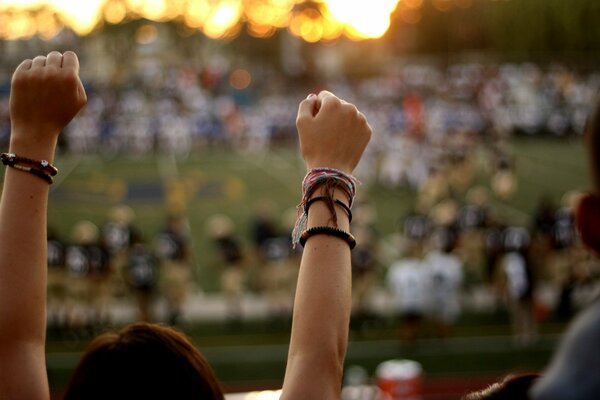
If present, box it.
[462,373,540,400]
[64,322,224,400]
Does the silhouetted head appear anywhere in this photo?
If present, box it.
[531,95,600,400]
[576,96,600,253]
[64,322,224,400]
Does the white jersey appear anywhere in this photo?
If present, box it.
[387,258,429,314]
[503,252,530,299]
[424,250,464,322]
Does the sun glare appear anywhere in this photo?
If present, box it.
[324,0,400,39]
[48,0,105,34]
[204,1,243,39]
[0,0,408,41]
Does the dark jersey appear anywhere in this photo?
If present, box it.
[458,205,488,230]
[156,230,187,261]
[431,225,460,253]
[403,213,432,241]
[552,208,577,250]
[127,244,158,290]
[103,222,135,254]
[262,236,291,262]
[216,236,243,265]
[65,244,110,278]
[503,226,531,253]
[48,239,65,269]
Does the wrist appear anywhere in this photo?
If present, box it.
[9,131,58,163]
[307,196,351,231]
[306,162,353,175]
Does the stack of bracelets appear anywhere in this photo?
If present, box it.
[292,167,358,250]
[0,153,58,184]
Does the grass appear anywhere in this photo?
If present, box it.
[45,311,567,393]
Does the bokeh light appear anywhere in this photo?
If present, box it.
[229,68,252,90]
[135,23,158,44]
[326,0,399,39]
[0,0,411,42]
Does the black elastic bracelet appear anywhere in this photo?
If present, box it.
[305,196,352,223]
[299,226,356,250]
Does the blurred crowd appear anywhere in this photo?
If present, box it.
[1,59,598,340]
[1,61,598,164]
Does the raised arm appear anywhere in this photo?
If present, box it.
[281,91,372,399]
[0,51,86,400]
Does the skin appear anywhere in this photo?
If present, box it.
[0,51,86,400]
[0,54,372,400]
[281,91,372,399]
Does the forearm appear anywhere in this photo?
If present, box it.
[282,91,370,399]
[0,133,56,344]
[283,188,352,397]
[0,50,85,400]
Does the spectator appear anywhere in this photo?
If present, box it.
[0,52,371,399]
[529,95,600,400]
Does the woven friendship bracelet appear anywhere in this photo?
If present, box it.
[299,226,357,250]
[305,196,353,223]
[291,168,360,248]
[302,167,358,205]
[1,153,57,184]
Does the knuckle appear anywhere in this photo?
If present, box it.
[59,70,78,86]
[344,103,358,115]
[324,97,342,110]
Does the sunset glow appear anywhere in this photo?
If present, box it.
[0,0,411,41]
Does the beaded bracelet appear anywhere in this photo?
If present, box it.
[299,226,356,250]
[1,153,57,184]
[305,196,352,223]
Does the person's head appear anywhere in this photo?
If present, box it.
[109,204,135,225]
[71,220,100,246]
[462,373,540,400]
[529,95,600,400]
[206,214,235,240]
[576,97,600,253]
[64,322,224,400]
